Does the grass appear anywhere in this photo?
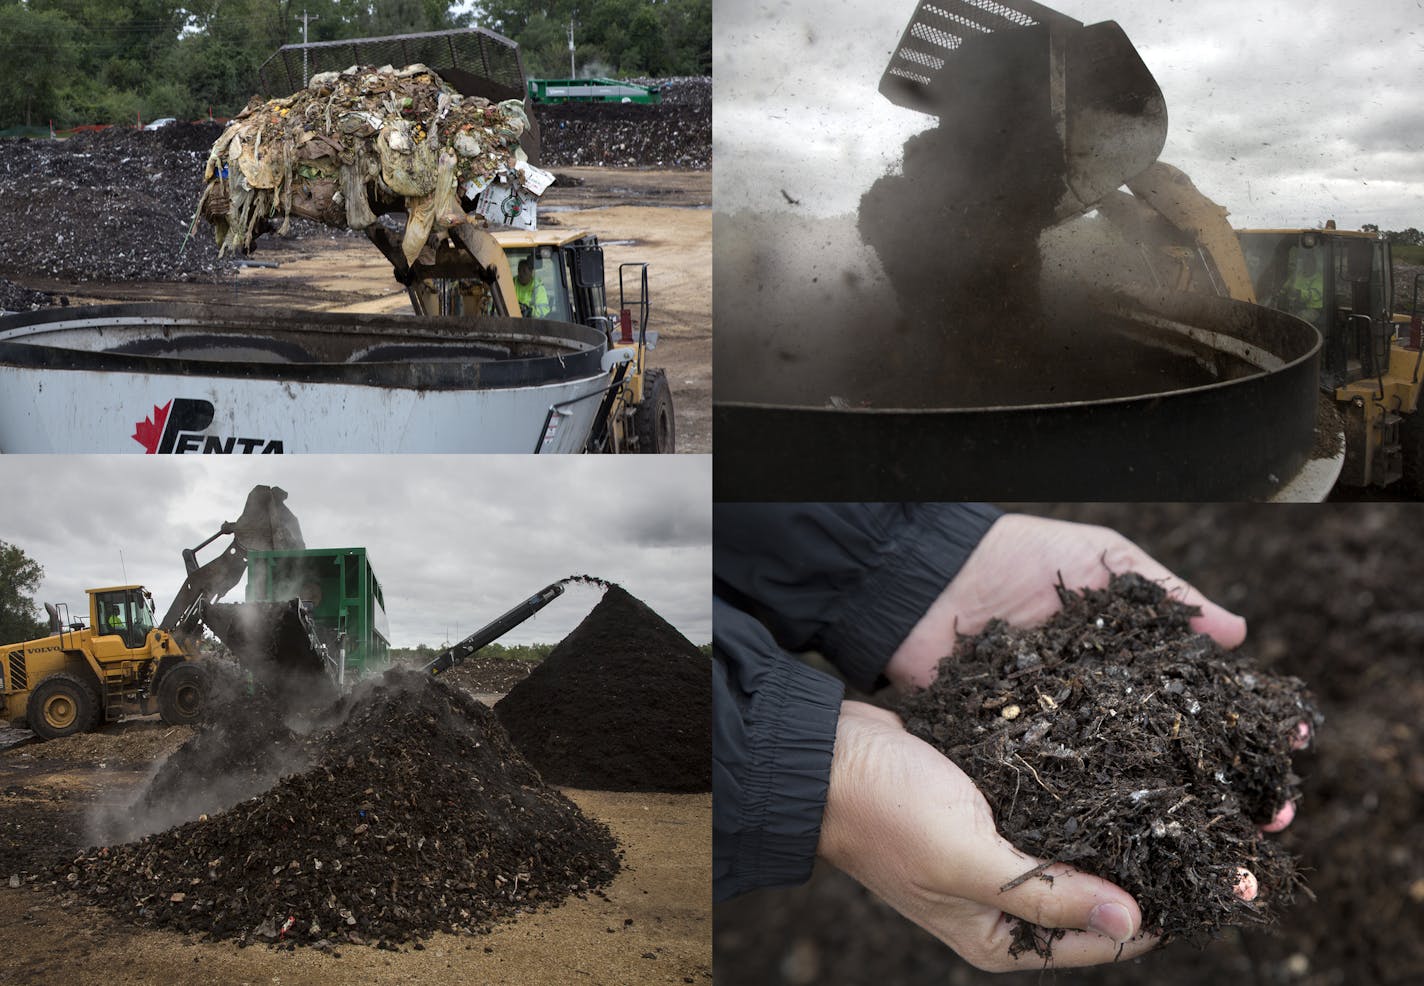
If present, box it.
[1394,245,1424,265]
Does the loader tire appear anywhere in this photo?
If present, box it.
[1401,410,1424,498]
[27,672,100,741]
[634,368,676,454]
[157,662,207,726]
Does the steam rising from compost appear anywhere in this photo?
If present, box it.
[90,572,626,849]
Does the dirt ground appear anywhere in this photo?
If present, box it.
[16,166,711,454]
[1,717,710,986]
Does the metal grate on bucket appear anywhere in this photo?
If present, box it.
[257,27,528,101]
[880,0,1080,108]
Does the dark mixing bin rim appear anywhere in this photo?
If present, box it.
[0,302,607,391]
[714,291,1323,501]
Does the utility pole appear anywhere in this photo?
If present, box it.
[568,17,575,78]
[300,9,320,85]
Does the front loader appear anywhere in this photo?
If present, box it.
[1,585,199,740]
[0,484,322,741]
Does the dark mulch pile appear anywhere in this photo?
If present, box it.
[0,276,60,312]
[0,123,234,283]
[68,670,619,947]
[895,573,1316,955]
[92,675,308,848]
[536,77,711,169]
[496,585,711,792]
[715,504,1424,986]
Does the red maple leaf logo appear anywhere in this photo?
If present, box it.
[132,401,172,454]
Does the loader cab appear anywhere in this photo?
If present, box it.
[493,230,608,332]
[89,586,156,651]
[1238,229,1395,391]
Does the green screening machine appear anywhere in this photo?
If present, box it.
[245,547,391,687]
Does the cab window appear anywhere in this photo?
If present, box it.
[95,590,152,649]
[505,246,574,322]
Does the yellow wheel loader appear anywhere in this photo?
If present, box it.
[1,586,200,740]
[0,485,310,741]
[363,223,673,453]
[1095,164,1424,494]
[1236,226,1421,493]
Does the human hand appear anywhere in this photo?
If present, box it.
[818,701,1159,971]
[881,513,1303,891]
[887,514,1248,689]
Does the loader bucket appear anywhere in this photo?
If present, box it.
[202,600,329,679]
[230,486,305,553]
[879,0,1167,224]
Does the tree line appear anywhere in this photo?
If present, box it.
[1361,225,1424,248]
[0,0,710,129]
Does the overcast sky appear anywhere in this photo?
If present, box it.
[714,0,1424,229]
[0,457,710,648]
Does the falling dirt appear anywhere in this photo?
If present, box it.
[496,586,711,792]
[68,670,619,947]
[894,573,1316,955]
[856,27,1067,407]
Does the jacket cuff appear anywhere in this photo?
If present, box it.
[823,503,1001,691]
[715,656,843,900]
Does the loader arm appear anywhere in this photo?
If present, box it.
[158,485,305,633]
[366,222,521,318]
[423,582,565,675]
[1095,161,1257,304]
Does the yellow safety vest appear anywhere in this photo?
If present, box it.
[515,278,550,317]
[1288,269,1324,308]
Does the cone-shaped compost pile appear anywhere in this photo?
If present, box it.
[894,573,1319,955]
[198,64,532,262]
[496,585,711,792]
[69,670,619,946]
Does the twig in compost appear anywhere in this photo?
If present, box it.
[1012,753,1062,801]
[999,860,1058,894]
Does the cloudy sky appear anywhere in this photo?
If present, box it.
[0,456,710,647]
[714,0,1424,229]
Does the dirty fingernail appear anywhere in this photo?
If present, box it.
[1261,800,1295,833]
[1088,902,1134,943]
[1233,867,1259,901]
[1291,721,1311,750]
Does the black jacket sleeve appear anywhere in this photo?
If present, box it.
[713,597,843,902]
[715,503,1001,690]
[712,503,1002,902]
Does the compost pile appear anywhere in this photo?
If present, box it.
[895,573,1316,954]
[538,77,711,169]
[495,585,711,792]
[198,64,533,263]
[439,654,532,694]
[68,669,619,946]
[0,122,233,282]
[0,277,58,312]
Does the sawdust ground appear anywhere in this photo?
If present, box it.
[0,788,711,986]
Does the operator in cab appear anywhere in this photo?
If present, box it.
[515,258,551,318]
[1282,249,1325,328]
